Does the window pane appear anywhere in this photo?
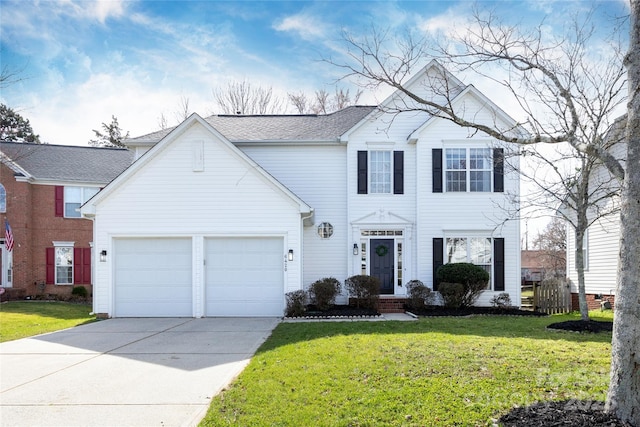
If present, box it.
[65,203,81,217]
[446,238,467,263]
[470,171,491,192]
[83,187,99,203]
[446,171,466,192]
[446,149,466,169]
[55,247,73,284]
[0,184,6,212]
[469,148,491,170]
[370,151,391,193]
[470,238,492,264]
[64,187,82,203]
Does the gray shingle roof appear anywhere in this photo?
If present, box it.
[129,105,377,143]
[0,142,134,184]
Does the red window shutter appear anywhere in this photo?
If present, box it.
[74,248,82,284]
[54,186,64,217]
[82,248,91,284]
[72,248,92,284]
[46,247,55,284]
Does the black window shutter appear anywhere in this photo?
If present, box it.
[432,149,443,193]
[357,151,368,194]
[494,238,505,291]
[493,148,504,193]
[433,238,444,291]
[393,151,404,194]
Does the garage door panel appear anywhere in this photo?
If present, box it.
[205,237,283,317]
[114,238,192,317]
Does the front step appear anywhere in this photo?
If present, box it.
[348,297,408,313]
[377,297,408,313]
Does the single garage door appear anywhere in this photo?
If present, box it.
[205,237,283,316]
[114,238,192,317]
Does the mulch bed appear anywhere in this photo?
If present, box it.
[499,400,632,426]
[406,306,548,317]
[288,304,380,318]
[546,320,613,333]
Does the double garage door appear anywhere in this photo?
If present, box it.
[113,237,284,317]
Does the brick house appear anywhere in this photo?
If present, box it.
[0,142,132,300]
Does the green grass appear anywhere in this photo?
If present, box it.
[201,312,613,427]
[0,301,96,342]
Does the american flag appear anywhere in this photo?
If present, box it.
[5,220,13,252]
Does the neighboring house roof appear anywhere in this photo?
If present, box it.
[127,105,377,144]
[0,142,134,184]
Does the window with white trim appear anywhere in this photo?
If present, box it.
[53,242,74,285]
[445,148,492,192]
[317,222,334,239]
[370,150,391,194]
[0,184,6,212]
[445,237,493,289]
[64,187,99,218]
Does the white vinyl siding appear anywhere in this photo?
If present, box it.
[90,121,303,317]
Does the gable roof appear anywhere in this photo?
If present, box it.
[0,142,134,184]
[127,105,377,145]
[82,113,313,217]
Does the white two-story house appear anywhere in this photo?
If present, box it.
[81,61,521,318]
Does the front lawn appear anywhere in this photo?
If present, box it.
[201,312,613,426]
[0,301,96,342]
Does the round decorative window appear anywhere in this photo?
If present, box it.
[317,222,334,239]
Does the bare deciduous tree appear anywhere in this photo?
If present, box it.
[213,80,286,115]
[329,4,638,423]
[531,216,567,278]
[287,87,363,114]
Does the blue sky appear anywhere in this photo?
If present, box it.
[0,0,631,146]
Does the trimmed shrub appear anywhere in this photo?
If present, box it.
[71,286,88,299]
[285,290,307,317]
[436,263,489,307]
[345,275,380,309]
[405,280,431,310]
[490,292,512,309]
[308,277,341,311]
[438,282,466,308]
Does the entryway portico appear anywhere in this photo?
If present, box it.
[351,210,414,296]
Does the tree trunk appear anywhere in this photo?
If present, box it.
[606,1,640,424]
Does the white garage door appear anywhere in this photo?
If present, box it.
[205,237,283,316]
[114,238,192,317]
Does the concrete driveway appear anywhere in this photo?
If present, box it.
[0,317,280,427]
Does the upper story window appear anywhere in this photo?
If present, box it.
[445,148,492,192]
[369,151,391,193]
[55,186,99,218]
[357,150,404,195]
[0,184,6,212]
[433,147,503,193]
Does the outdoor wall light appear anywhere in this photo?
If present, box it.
[353,243,359,255]
[288,249,294,261]
[100,250,107,262]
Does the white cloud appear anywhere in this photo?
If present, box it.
[273,12,328,40]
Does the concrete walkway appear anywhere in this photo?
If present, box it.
[0,317,279,427]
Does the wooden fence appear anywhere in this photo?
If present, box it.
[534,279,572,314]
